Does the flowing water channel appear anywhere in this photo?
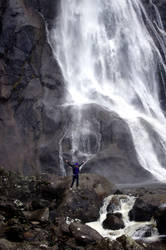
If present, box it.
[87,194,158,241]
[50,0,166,182]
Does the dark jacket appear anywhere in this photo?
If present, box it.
[67,162,84,175]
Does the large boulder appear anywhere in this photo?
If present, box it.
[133,225,158,238]
[128,189,166,226]
[59,103,154,185]
[57,188,102,223]
[21,172,114,223]
[121,184,166,238]
[23,207,49,222]
[69,222,103,245]
[155,206,166,235]
[129,198,156,222]
[107,196,121,213]
[102,213,125,230]
[54,173,115,223]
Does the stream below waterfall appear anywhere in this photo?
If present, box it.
[87,195,159,241]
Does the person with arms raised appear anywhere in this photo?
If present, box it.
[66,160,85,189]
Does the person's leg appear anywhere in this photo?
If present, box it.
[76,175,79,187]
[71,175,75,188]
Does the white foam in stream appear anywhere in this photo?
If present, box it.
[87,195,159,241]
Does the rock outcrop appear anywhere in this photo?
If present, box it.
[155,206,166,235]
[69,222,103,245]
[102,213,125,230]
[107,196,121,213]
[63,104,154,184]
[48,173,115,223]
[0,168,112,249]
[129,198,156,222]
[0,0,66,175]
[124,183,166,239]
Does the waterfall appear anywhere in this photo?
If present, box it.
[50,0,166,182]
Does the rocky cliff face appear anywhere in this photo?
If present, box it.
[0,0,165,183]
[142,0,166,110]
[0,0,65,175]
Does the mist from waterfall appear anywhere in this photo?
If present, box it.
[50,0,166,182]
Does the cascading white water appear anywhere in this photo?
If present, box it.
[50,0,166,182]
[87,195,158,241]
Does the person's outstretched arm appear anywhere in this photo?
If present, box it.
[79,161,85,170]
[79,161,85,167]
[65,160,74,167]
